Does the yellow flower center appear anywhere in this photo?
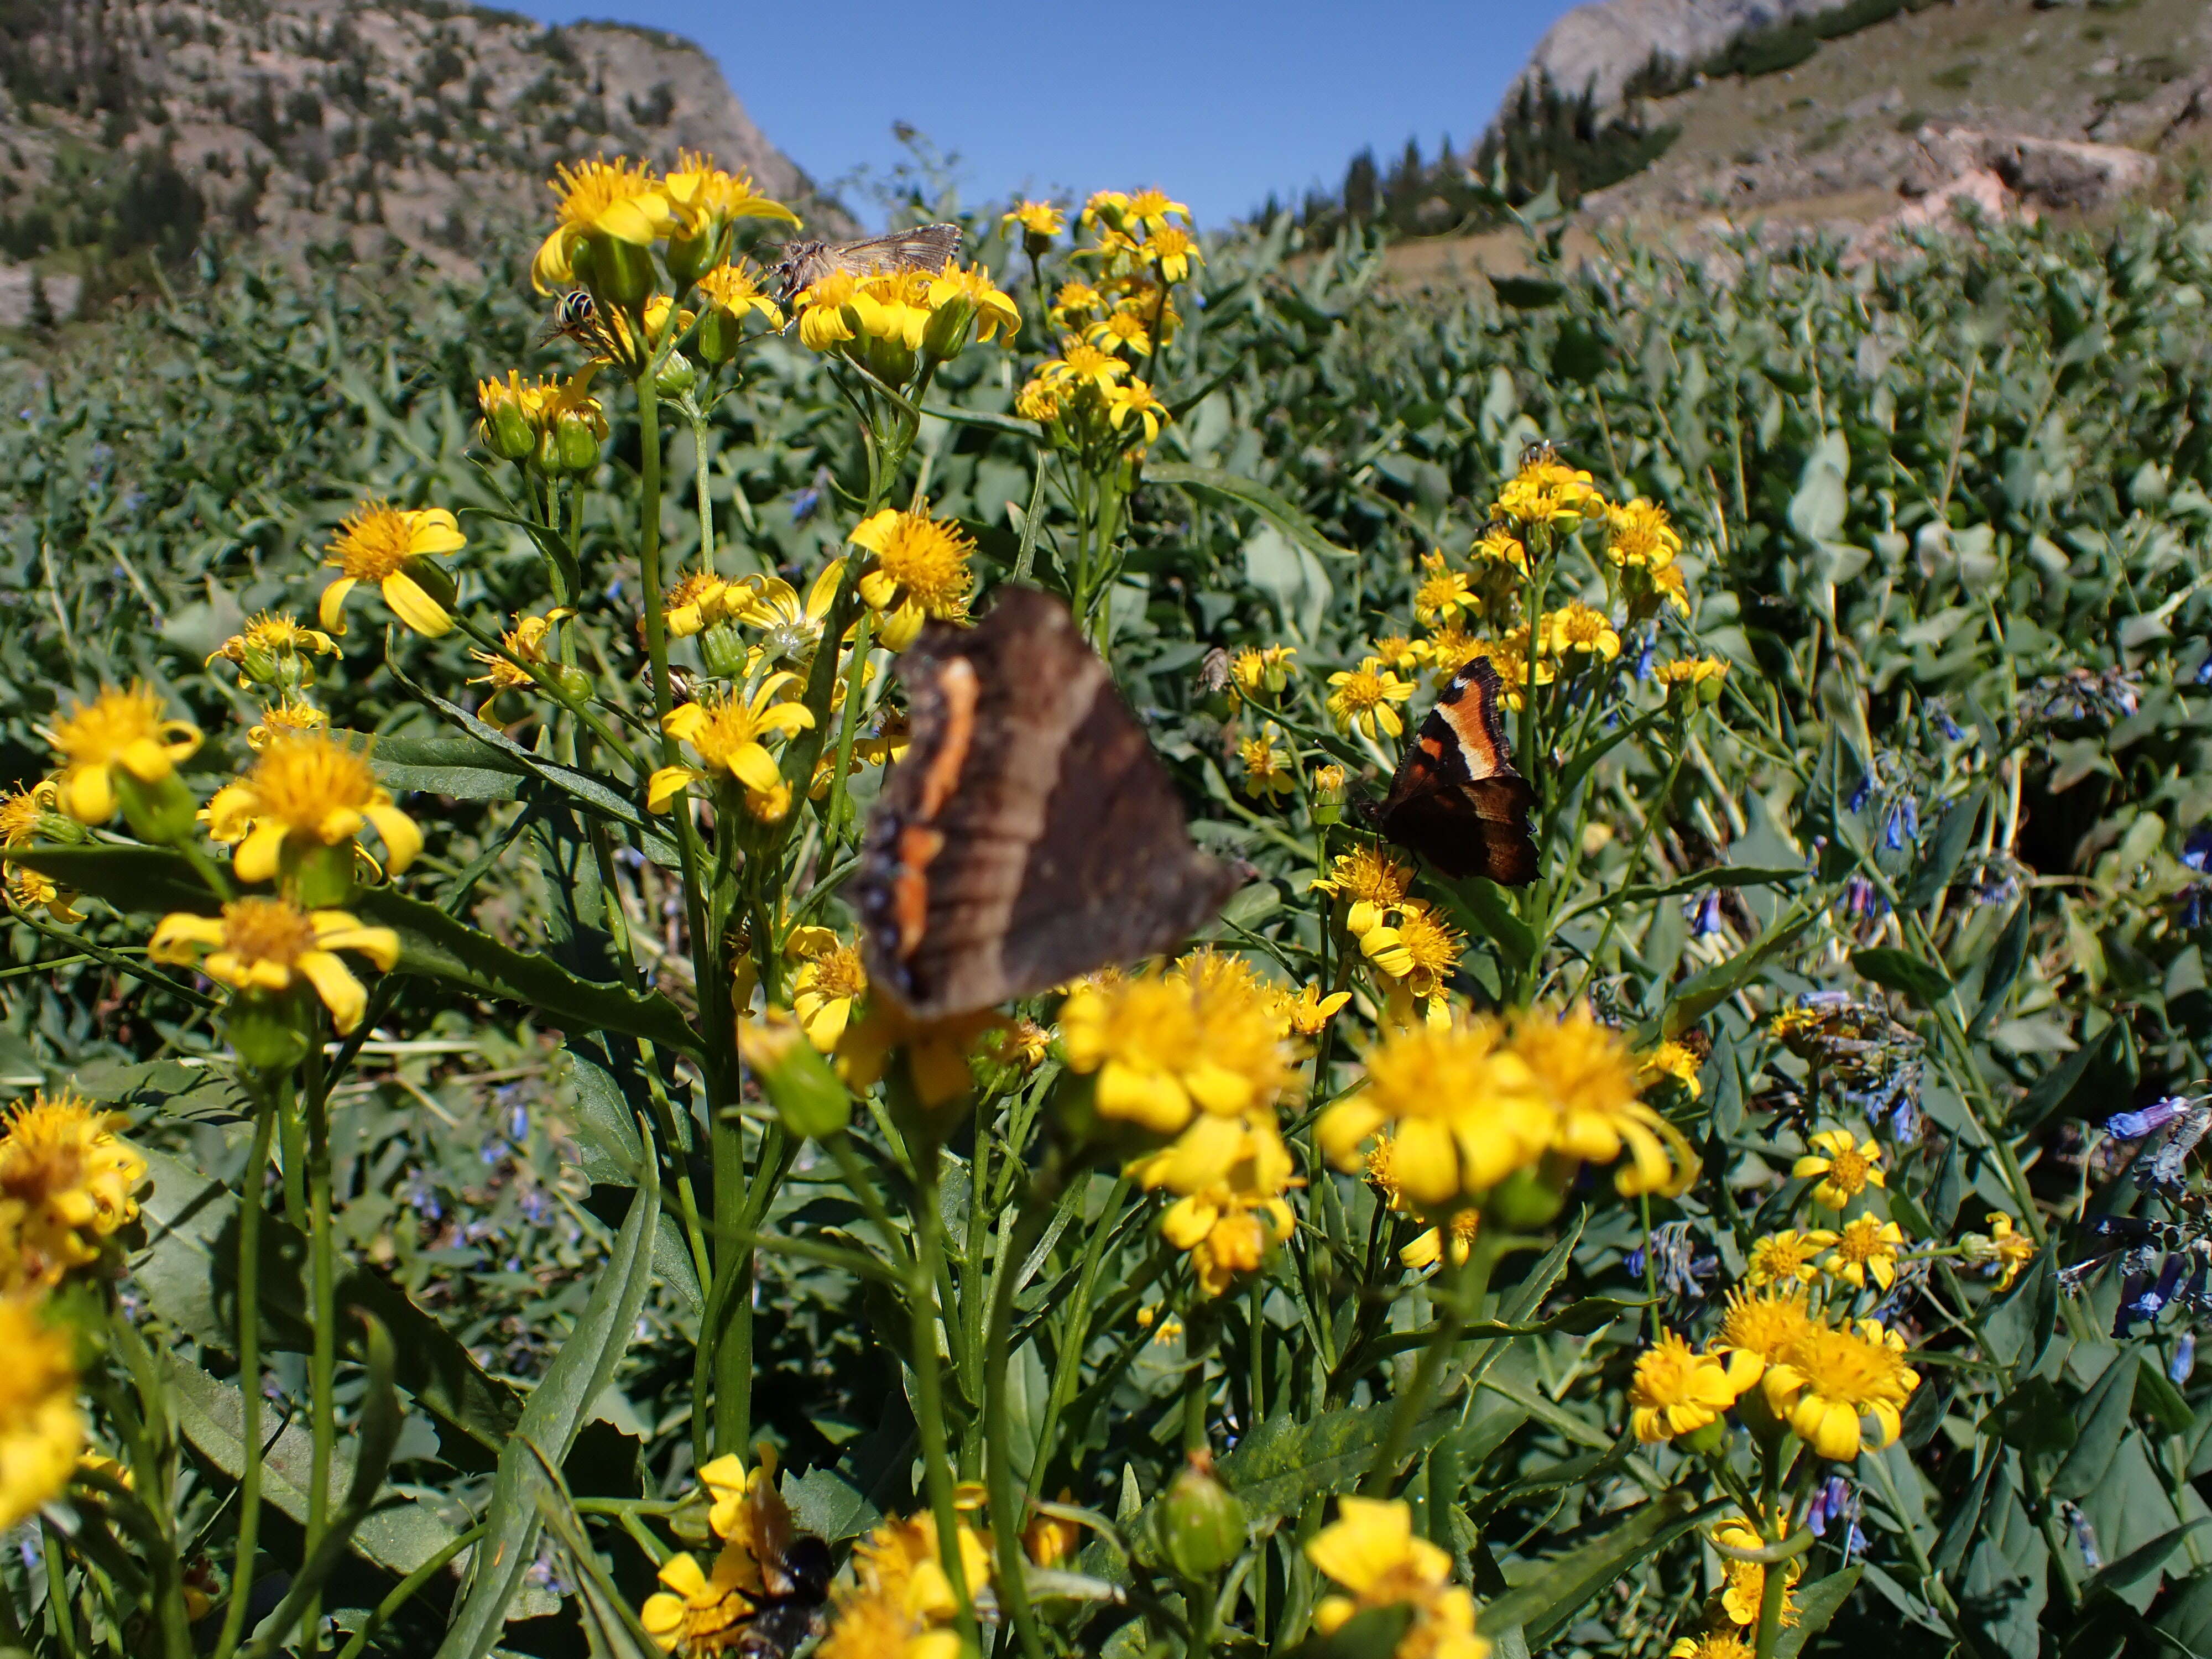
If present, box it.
[1755,1234,1817,1277]
[1629,1332,1707,1408]
[1719,1288,1809,1360]
[1833,1217,1890,1267]
[239,735,381,833]
[218,897,320,969]
[1783,1324,1905,1408]
[1824,1147,1870,1194]
[49,684,166,766]
[1361,1018,1512,1122]
[1390,905,1465,981]
[326,504,420,582]
[1333,668,1389,712]
[0,786,46,845]
[872,515,975,615]
[800,945,867,1001]
[550,156,660,229]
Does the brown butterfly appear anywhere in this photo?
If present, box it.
[855,587,1240,1019]
[1365,656,1538,886]
[767,223,964,306]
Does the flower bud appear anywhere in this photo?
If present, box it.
[700,623,749,680]
[921,296,975,363]
[224,992,311,1074]
[737,1009,853,1139]
[485,401,536,461]
[1155,1451,1245,1580]
[696,307,743,367]
[551,665,594,702]
[665,229,718,288]
[656,350,698,400]
[555,408,603,474]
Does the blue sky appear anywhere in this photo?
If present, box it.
[502,1,1580,228]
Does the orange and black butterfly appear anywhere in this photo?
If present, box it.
[1365,656,1538,886]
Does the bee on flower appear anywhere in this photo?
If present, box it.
[1491,453,1604,531]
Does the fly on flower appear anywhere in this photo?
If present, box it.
[766,223,963,306]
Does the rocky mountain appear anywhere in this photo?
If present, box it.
[0,0,841,322]
[1505,0,1869,119]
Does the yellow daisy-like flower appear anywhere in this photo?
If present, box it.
[1760,1317,1919,1461]
[469,612,562,693]
[1651,560,1691,615]
[1044,340,1128,395]
[318,502,465,638]
[531,154,673,294]
[1670,1632,1756,1659]
[1545,601,1622,661]
[661,571,733,640]
[1318,1014,1551,1209]
[1014,378,1062,424]
[1983,1212,2037,1291]
[1472,524,1531,574]
[794,269,863,351]
[661,150,799,242]
[1060,960,1295,1140]
[1151,1121,1297,1297]
[1306,1497,1490,1659]
[1311,846,1416,939]
[1414,552,1475,625]
[1089,307,1153,357]
[1744,1229,1837,1289]
[1823,1215,1905,1291]
[1462,629,1552,711]
[1605,498,1683,569]
[1710,1286,1813,1392]
[925,261,1021,347]
[1638,1039,1704,1097]
[207,612,338,681]
[6,865,79,924]
[1050,279,1104,326]
[0,1088,147,1282]
[0,779,56,847]
[1512,1004,1687,1196]
[44,683,202,826]
[1658,657,1730,696]
[1327,656,1415,742]
[1105,380,1170,445]
[0,1294,83,1532]
[149,899,400,1036]
[848,509,975,650]
[1794,1130,1886,1211]
[648,677,815,811]
[1146,225,1202,283]
[204,733,421,884]
[696,260,784,330]
[1230,644,1296,697]
[1123,189,1191,234]
[1277,982,1352,1037]
[1024,1491,1080,1569]
[638,1545,758,1656]
[1628,1331,1744,1443]
[247,701,330,752]
[1360,902,1465,1007]
[1239,727,1295,802]
[728,560,844,669]
[1003,200,1065,241]
[788,928,867,1053]
[818,1511,992,1659]
[1492,457,1603,530]
[1081,189,1131,226]
[1712,1516,1802,1629]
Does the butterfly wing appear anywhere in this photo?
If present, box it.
[1374,657,1538,886]
[836,223,964,279]
[857,588,1239,1019]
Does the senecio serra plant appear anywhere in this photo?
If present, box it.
[0,147,2107,1659]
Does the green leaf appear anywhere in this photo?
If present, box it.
[1284,1605,1415,1659]
[2013,1022,2134,1131]
[1442,878,1538,975]
[1144,461,1356,561]
[1474,1490,1702,1642]
[2084,1517,2210,1600]
[8,844,216,916]
[1906,785,1988,907]
[1983,1377,2078,1458]
[1771,1566,1864,1656]
[2136,1355,2196,1437]
[2052,1357,2138,1500]
[1460,1297,1649,1339]
[134,1148,521,1455]
[1214,1402,1454,1521]
[163,1350,462,1579]
[1969,901,2032,1037]
[352,885,700,1055]
[1653,897,1820,1037]
[362,732,529,801]
[919,399,1041,439]
[1852,946,1954,1006]
[434,1157,661,1658]
[527,1444,666,1659]
[1563,864,1804,920]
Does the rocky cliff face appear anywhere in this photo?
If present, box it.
[0,0,839,317]
[1501,0,1867,118]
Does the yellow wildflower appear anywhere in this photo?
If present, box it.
[531,155,672,294]
[1415,552,1475,625]
[1712,1515,1802,1629]
[1003,200,1065,243]
[246,702,330,751]
[1059,961,1293,1140]
[788,928,867,1053]
[1638,1039,1704,1097]
[661,150,799,242]
[1658,657,1729,696]
[1123,189,1191,234]
[1472,524,1530,573]
[0,1088,147,1282]
[1239,727,1295,802]
[149,899,400,1036]
[1794,1130,1885,1211]
[1306,1497,1489,1659]
[817,1511,992,1659]
[206,612,338,682]
[1710,1286,1813,1392]
[318,502,465,638]
[1151,1120,1297,1297]
[661,572,733,639]
[1360,902,1464,1007]
[648,677,815,811]
[1146,225,1202,283]
[1670,1633,1756,1659]
[1327,656,1415,741]
[696,259,784,328]
[44,683,201,826]
[1044,341,1128,395]
[1317,1014,1551,1209]
[848,509,975,650]
[1983,1212,2036,1291]
[469,612,562,693]
[0,1294,82,1531]
[1105,380,1170,444]
[1605,498,1683,568]
[1823,1215,1906,1291]
[1545,601,1622,661]
[205,733,421,884]
[1745,1229,1837,1289]
[1512,1005,1687,1196]
[1492,457,1603,529]
[1230,644,1296,697]
[1628,1331,1743,1442]
[0,780,56,848]
[1760,1317,1919,1461]
[1023,1491,1079,1569]
[1277,983,1352,1037]
[1401,1210,1479,1271]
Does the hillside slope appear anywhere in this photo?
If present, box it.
[0,0,841,320]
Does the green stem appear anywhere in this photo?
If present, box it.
[908,1145,978,1637]
[213,1086,279,1659]
[1569,735,1689,1004]
[327,1524,485,1659]
[41,1519,82,1659]
[820,609,876,853]
[302,1040,334,1659]
[985,1169,1062,1659]
[1360,1235,1495,1494]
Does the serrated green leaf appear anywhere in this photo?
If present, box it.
[1653,897,1820,1038]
